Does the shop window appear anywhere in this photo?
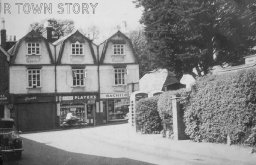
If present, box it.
[71,42,83,55]
[106,99,129,121]
[113,44,125,55]
[27,43,40,55]
[27,69,41,88]
[72,69,85,86]
[60,104,94,126]
[60,105,86,124]
[114,68,126,85]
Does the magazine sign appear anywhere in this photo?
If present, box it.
[0,94,9,105]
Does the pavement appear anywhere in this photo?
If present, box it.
[4,123,256,165]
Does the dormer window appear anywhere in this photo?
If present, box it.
[27,43,40,55]
[113,44,125,55]
[71,42,83,55]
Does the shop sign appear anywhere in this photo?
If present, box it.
[15,95,55,103]
[24,96,37,102]
[135,93,148,102]
[100,93,128,99]
[59,95,97,103]
[0,94,8,105]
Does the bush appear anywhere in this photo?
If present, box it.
[136,96,162,134]
[158,89,190,135]
[185,69,256,145]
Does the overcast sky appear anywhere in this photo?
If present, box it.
[0,0,143,42]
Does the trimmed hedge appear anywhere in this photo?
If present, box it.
[136,96,162,134]
[158,89,190,121]
[185,68,256,145]
[158,89,190,137]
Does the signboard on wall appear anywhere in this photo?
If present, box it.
[0,94,8,105]
[135,93,148,102]
[100,93,128,99]
[15,95,55,104]
[58,94,97,105]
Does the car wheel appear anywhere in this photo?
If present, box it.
[0,156,3,165]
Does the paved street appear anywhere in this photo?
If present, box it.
[4,123,256,165]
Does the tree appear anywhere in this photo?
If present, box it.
[134,0,256,77]
[129,29,153,77]
[79,25,100,41]
[30,18,75,39]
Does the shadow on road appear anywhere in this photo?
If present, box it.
[4,138,155,165]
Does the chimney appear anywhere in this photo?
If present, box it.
[46,20,53,42]
[13,35,16,42]
[1,19,6,50]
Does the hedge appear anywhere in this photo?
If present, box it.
[136,96,162,134]
[184,68,256,145]
[158,89,190,132]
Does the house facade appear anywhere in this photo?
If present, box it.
[53,30,99,126]
[9,31,57,132]
[8,29,139,131]
[98,31,139,123]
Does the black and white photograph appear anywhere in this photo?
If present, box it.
[0,0,256,164]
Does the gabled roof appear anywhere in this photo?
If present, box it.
[0,46,10,62]
[99,31,138,64]
[243,54,256,59]
[214,63,256,75]
[163,71,180,87]
[53,30,77,46]
[54,30,97,64]
[8,30,54,64]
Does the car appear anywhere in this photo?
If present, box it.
[0,118,23,162]
[0,154,3,165]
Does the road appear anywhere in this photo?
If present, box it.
[4,123,256,165]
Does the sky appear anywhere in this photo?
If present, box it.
[0,0,143,42]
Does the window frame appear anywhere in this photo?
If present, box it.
[113,44,125,55]
[27,69,41,88]
[27,42,40,55]
[114,67,126,85]
[72,69,86,87]
[71,42,84,55]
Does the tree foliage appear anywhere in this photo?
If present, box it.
[129,29,154,77]
[30,18,75,39]
[134,0,256,77]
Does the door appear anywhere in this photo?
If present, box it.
[17,103,55,132]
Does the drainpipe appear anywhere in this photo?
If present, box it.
[54,45,57,93]
[54,45,58,128]
[97,45,101,125]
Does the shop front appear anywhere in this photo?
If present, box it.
[57,93,98,126]
[13,94,56,132]
[100,93,130,122]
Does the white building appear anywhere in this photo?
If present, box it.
[53,30,99,126]
[8,29,139,131]
[98,31,139,123]
[8,30,57,131]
